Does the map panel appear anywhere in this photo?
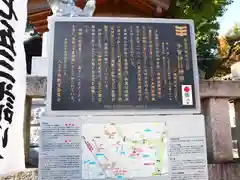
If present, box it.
[82,122,168,179]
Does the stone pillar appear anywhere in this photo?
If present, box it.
[201,98,233,163]
[231,62,240,80]
[24,96,32,165]
[42,32,48,58]
[234,99,240,157]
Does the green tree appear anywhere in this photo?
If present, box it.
[167,0,233,79]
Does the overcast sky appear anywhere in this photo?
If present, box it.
[219,0,240,35]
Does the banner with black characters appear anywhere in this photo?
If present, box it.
[0,0,27,175]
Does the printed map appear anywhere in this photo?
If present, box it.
[82,122,168,179]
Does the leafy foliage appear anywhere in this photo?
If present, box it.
[168,0,233,79]
[216,24,240,77]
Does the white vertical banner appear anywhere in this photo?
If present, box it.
[0,0,28,175]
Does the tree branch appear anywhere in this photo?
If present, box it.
[220,40,240,65]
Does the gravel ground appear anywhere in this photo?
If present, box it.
[0,169,38,180]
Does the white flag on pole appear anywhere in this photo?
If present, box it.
[0,0,27,175]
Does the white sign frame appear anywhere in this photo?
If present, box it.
[46,17,201,116]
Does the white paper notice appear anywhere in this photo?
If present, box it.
[167,115,208,180]
[38,117,82,180]
[169,137,208,180]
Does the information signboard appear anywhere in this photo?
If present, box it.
[38,115,208,180]
[46,17,200,115]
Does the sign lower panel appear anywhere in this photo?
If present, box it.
[38,115,208,180]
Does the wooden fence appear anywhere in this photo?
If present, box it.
[25,76,240,179]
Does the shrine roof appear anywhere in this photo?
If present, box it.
[28,0,171,34]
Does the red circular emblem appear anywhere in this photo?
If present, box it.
[184,86,190,92]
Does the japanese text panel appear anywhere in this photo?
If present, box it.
[51,21,197,110]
